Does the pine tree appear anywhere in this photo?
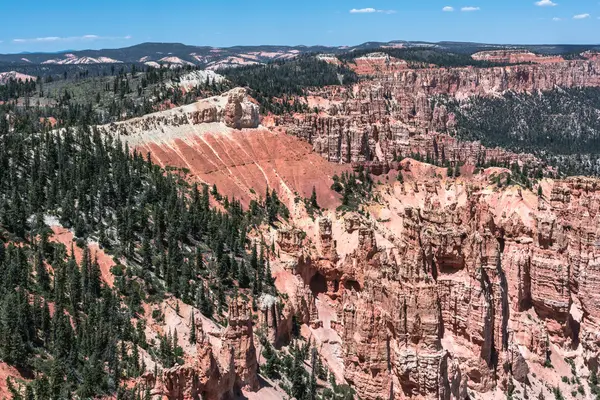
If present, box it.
[307,348,318,400]
[131,344,141,377]
[290,344,308,400]
[397,171,404,183]
[189,314,197,344]
[310,186,319,209]
[197,284,213,318]
[173,329,183,364]
[261,341,280,379]
[35,249,50,292]
[237,260,250,289]
[257,245,265,292]
[264,259,275,290]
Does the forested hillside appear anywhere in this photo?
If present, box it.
[223,56,358,114]
[0,65,230,126]
[445,87,600,176]
[0,117,288,398]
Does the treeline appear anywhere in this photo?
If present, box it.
[0,77,37,101]
[447,87,600,176]
[0,114,286,397]
[222,55,358,114]
[1,64,230,127]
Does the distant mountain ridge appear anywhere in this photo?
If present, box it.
[1,40,599,69]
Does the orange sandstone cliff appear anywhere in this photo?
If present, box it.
[107,63,600,399]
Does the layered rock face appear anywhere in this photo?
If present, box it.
[471,50,565,64]
[111,74,600,399]
[275,60,600,166]
[275,160,600,399]
[375,60,600,99]
[148,301,259,400]
[0,71,37,85]
[224,88,260,129]
[581,51,600,61]
[109,89,347,209]
[350,53,410,76]
[221,301,259,391]
[100,88,259,138]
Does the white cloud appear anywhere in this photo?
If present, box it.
[13,36,61,43]
[461,6,480,12]
[349,8,396,14]
[573,13,590,19]
[442,6,455,12]
[12,34,131,43]
[535,0,557,6]
[552,17,562,21]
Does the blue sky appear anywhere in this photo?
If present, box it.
[0,0,598,53]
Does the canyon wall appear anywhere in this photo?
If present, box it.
[471,50,565,64]
[276,161,600,399]
[113,82,600,399]
[274,60,600,166]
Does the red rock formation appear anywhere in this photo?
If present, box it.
[350,53,410,76]
[104,94,348,209]
[581,51,600,61]
[101,88,259,137]
[0,71,37,85]
[149,302,258,400]
[268,163,600,399]
[111,81,600,399]
[274,60,600,167]
[221,300,259,391]
[224,88,260,129]
[157,326,236,400]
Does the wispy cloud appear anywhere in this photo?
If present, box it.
[552,17,562,21]
[12,34,132,43]
[349,8,396,14]
[535,0,557,6]
[442,6,454,12]
[573,13,590,19]
[461,6,480,12]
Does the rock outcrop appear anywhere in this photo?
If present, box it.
[149,302,259,400]
[275,60,600,167]
[114,59,600,399]
[99,88,259,139]
[224,88,260,129]
[0,71,37,85]
[471,50,564,64]
[221,300,259,391]
[269,162,600,400]
[350,53,410,76]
